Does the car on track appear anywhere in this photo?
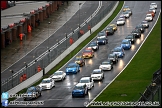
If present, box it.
[99,60,113,71]
[145,14,153,22]
[122,11,130,18]
[24,86,42,101]
[135,24,145,33]
[109,24,117,31]
[79,77,94,90]
[82,48,94,59]
[65,63,80,74]
[107,58,114,65]
[112,46,125,58]
[140,21,149,28]
[105,26,114,35]
[116,18,125,26]
[97,36,108,45]
[125,34,136,44]
[87,41,99,51]
[149,7,156,14]
[123,5,130,12]
[125,9,132,16]
[97,31,107,38]
[120,39,132,50]
[72,83,88,97]
[119,14,126,19]
[147,10,155,17]
[150,3,157,9]
[131,29,141,38]
[91,69,104,81]
[51,71,66,81]
[108,53,118,64]
[39,78,55,90]
[74,56,85,66]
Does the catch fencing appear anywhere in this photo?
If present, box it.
[137,68,161,106]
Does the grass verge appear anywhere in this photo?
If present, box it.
[8,1,124,102]
[89,14,161,106]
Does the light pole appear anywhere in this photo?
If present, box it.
[79,3,82,29]
[48,22,51,48]
[23,34,26,55]
[33,56,37,73]
[24,62,27,68]
[24,62,27,80]
[64,8,67,33]
[10,70,13,87]
[65,33,67,48]
[48,22,51,64]
[91,15,92,27]
[64,8,68,49]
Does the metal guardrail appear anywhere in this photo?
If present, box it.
[1,1,117,93]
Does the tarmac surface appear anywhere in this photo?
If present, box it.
[1,1,85,73]
[7,1,161,107]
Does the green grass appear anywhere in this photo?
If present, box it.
[8,1,124,102]
[90,13,161,106]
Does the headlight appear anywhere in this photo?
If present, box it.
[103,41,104,43]
[81,90,84,93]
[93,46,97,49]
[57,76,61,78]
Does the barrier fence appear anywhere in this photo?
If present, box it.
[137,68,161,106]
[1,1,117,93]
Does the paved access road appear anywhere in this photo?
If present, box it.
[8,1,161,107]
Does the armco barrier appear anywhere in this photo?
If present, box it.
[6,1,119,95]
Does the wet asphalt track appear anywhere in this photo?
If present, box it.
[8,1,161,107]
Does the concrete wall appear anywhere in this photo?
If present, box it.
[7,1,119,95]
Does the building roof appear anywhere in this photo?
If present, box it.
[1,1,49,29]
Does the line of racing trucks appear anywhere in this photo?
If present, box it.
[22,2,157,100]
